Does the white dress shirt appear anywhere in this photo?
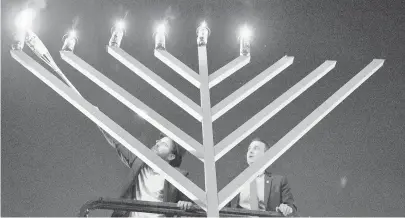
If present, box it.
[239,174,266,211]
[130,167,166,217]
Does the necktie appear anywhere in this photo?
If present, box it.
[250,180,258,210]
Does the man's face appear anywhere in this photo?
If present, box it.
[246,140,267,165]
[152,136,175,162]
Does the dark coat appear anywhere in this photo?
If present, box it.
[228,171,298,216]
[98,127,189,217]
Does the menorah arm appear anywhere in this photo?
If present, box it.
[60,51,204,161]
[107,46,203,122]
[209,56,250,89]
[211,56,294,122]
[217,59,384,209]
[214,60,337,162]
[10,50,208,210]
[154,49,200,88]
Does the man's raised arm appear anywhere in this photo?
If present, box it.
[97,125,138,169]
[95,107,138,169]
[97,126,138,168]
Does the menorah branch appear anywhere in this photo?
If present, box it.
[214,60,337,162]
[60,51,205,161]
[154,49,200,88]
[211,56,294,122]
[11,50,207,210]
[217,59,384,209]
[209,56,250,89]
[107,46,203,121]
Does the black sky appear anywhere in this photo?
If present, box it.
[2,0,405,216]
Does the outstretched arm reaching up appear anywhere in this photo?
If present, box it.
[97,125,138,169]
[95,107,138,169]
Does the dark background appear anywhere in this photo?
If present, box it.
[2,0,405,216]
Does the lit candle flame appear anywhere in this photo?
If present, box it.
[200,21,207,28]
[156,23,166,35]
[15,8,36,31]
[240,25,252,40]
[116,19,125,30]
[69,29,77,38]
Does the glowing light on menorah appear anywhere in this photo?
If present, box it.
[109,19,126,47]
[12,8,82,96]
[154,22,167,50]
[197,21,210,46]
[62,29,78,52]
[10,8,384,217]
[239,25,252,56]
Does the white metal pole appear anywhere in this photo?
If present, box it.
[154,49,200,88]
[208,55,250,89]
[198,45,220,216]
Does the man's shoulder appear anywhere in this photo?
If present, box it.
[270,174,284,179]
[266,173,287,183]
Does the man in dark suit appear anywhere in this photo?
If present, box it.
[98,126,193,217]
[228,138,298,216]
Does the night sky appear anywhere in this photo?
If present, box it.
[2,0,405,216]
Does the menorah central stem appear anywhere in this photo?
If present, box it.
[198,46,220,217]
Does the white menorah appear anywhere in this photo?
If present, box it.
[11,12,384,216]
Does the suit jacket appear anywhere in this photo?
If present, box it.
[228,171,298,216]
[98,127,189,217]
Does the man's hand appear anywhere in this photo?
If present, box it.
[276,203,293,216]
[177,201,194,211]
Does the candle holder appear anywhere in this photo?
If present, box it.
[62,30,78,52]
[109,20,125,47]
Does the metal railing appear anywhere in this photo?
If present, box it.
[78,198,283,217]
